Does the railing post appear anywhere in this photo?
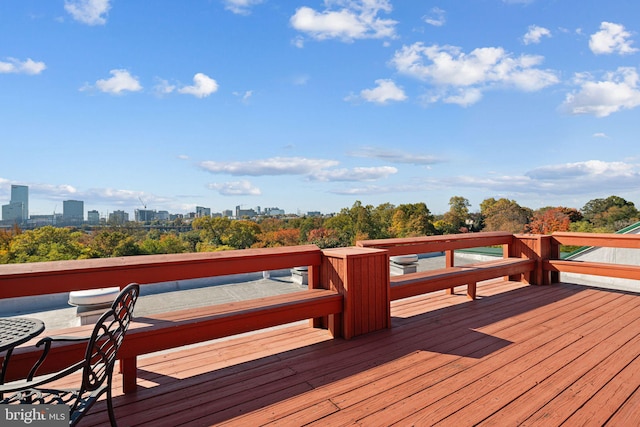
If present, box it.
[512,234,553,285]
[548,235,560,284]
[320,247,390,340]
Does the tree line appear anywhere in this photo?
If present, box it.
[1,195,638,264]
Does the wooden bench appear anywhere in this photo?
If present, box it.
[390,257,535,301]
[6,289,342,393]
[357,232,536,301]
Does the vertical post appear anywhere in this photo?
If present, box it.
[445,250,455,294]
[548,235,559,284]
[445,250,454,268]
[307,264,327,329]
[512,234,552,285]
[321,247,390,340]
[120,357,137,394]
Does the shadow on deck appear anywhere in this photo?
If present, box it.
[77,279,640,426]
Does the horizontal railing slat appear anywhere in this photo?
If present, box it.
[0,245,321,299]
[551,232,640,249]
[544,260,640,281]
[357,231,513,256]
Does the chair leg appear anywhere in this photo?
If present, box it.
[106,386,118,427]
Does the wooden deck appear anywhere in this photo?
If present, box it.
[68,280,640,426]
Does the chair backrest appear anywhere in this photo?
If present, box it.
[81,283,139,392]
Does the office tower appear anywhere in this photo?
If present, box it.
[11,185,28,221]
[63,200,84,224]
[87,210,100,225]
[2,185,28,223]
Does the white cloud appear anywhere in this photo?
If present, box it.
[208,180,262,196]
[199,156,397,184]
[153,78,176,96]
[526,160,633,179]
[424,7,446,27]
[64,0,111,26]
[441,87,483,107]
[433,160,640,197]
[178,73,219,98]
[523,25,551,45]
[87,69,142,94]
[562,67,640,117]
[0,58,46,75]
[592,132,609,138]
[290,0,397,42]
[390,43,559,106]
[200,157,339,176]
[351,146,443,165]
[222,0,264,15]
[309,166,397,182]
[589,22,638,55]
[349,79,407,104]
[233,90,253,103]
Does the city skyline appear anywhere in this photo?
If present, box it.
[2,1,640,217]
[0,184,295,224]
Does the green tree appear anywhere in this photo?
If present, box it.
[437,196,471,234]
[139,233,188,254]
[7,226,88,263]
[192,216,232,247]
[324,201,382,245]
[390,203,435,237]
[324,213,357,247]
[372,203,396,239]
[180,230,202,252]
[89,229,141,258]
[480,198,532,233]
[223,220,261,249]
[581,196,639,231]
[298,216,324,242]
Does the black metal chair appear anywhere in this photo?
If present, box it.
[0,283,140,426]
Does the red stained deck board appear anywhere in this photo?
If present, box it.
[69,281,640,427]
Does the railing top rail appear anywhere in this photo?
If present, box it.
[551,232,640,249]
[357,232,514,257]
[0,244,322,299]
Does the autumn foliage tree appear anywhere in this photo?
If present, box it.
[526,207,572,234]
[254,228,301,248]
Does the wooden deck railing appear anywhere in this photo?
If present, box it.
[543,232,640,284]
[2,231,640,393]
[357,231,536,300]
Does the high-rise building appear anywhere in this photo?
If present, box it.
[196,206,211,217]
[1,185,28,224]
[109,210,129,224]
[135,209,155,222]
[11,185,28,221]
[87,210,100,225]
[63,200,84,224]
[156,210,170,221]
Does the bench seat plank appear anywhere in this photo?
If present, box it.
[390,258,534,301]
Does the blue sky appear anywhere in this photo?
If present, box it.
[2,0,640,219]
